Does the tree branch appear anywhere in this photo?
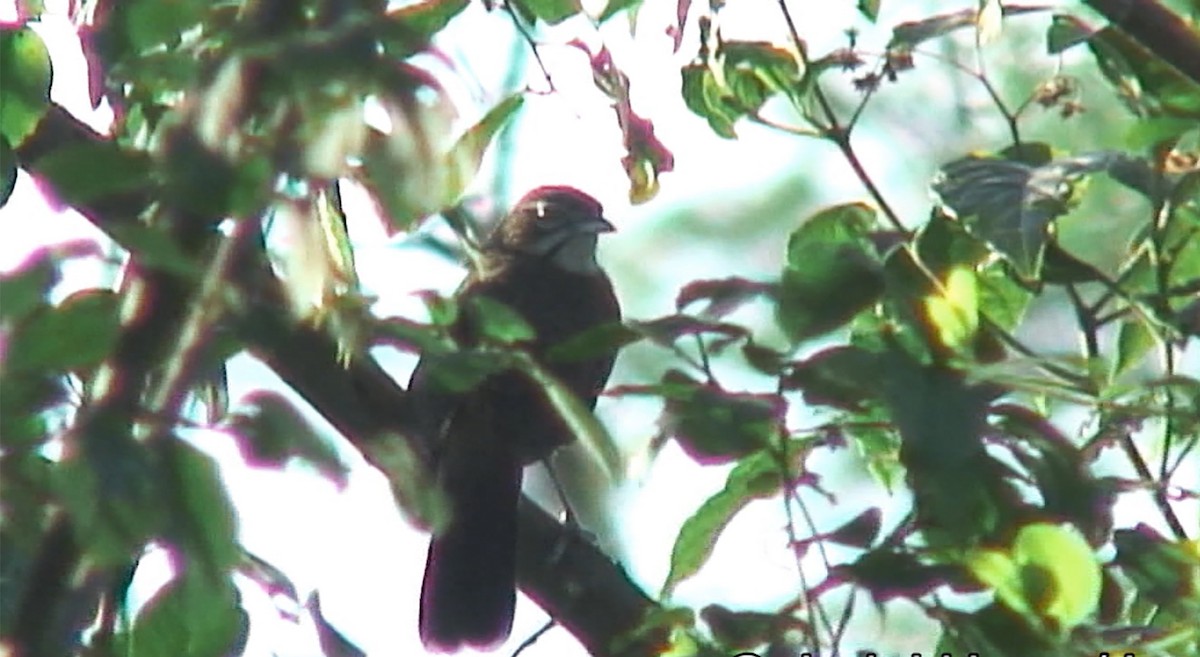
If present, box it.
[1085,0,1200,86]
[13,103,668,656]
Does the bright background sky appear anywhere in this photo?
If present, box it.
[3,0,1197,655]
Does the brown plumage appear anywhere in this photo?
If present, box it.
[409,186,621,652]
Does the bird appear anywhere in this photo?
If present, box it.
[408,186,621,652]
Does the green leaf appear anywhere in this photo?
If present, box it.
[383,0,470,57]
[1,136,16,207]
[660,372,784,463]
[1,373,65,450]
[168,441,241,575]
[1111,318,1157,381]
[1046,14,1093,54]
[777,203,883,342]
[547,321,639,363]
[421,350,511,394]
[443,93,524,206]
[466,297,536,345]
[36,141,152,206]
[977,261,1032,330]
[514,352,623,479]
[721,41,801,108]
[513,0,580,25]
[680,64,738,139]
[1087,25,1200,119]
[971,522,1102,631]
[598,0,641,23]
[922,265,979,353]
[124,0,209,53]
[107,223,201,277]
[0,249,59,323]
[857,0,881,22]
[5,289,120,374]
[0,26,52,147]
[662,451,784,596]
[131,569,246,657]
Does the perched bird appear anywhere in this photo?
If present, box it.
[409,186,621,652]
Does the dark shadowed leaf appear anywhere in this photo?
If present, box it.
[1113,524,1200,615]
[1,136,15,207]
[662,450,784,595]
[700,604,784,651]
[825,507,883,548]
[932,151,1148,279]
[225,391,350,486]
[777,203,883,342]
[35,141,151,206]
[0,248,60,322]
[782,345,883,411]
[825,548,954,604]
[106,223,200,277]
[5,288,120,374]
[630,314,749,350]
[124,0,209,53]
[660,371,785,463]
[675,277,776,319]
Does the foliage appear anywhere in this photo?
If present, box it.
[2,0,1199,656]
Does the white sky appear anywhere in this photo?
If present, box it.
[3,1,1197,655]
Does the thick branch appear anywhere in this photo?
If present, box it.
[13,103,667,656]
[1085,0,1200,86]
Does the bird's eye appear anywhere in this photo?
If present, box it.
[535,200,547,219]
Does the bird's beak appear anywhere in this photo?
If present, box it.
[583,216,616,234]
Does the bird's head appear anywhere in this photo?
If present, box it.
[487,186,615,274]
